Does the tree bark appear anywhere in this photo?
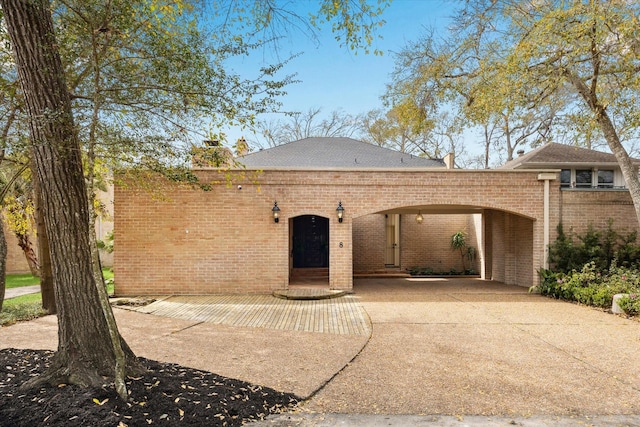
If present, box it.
[32,177,56,313]
[1,0,142,392]
[15,232,39,276]
[566,71,640,227]
[0,211,7,312]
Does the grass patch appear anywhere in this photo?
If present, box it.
[1,294,46,326]
[1,268,114,325]
[6,273,40,289]
[103,268,115,295]
[103,268,114,281]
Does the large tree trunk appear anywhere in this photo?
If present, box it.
[1,0,142,392]
[0,211,7,312]
[32,179,56,313]
[596,110,640,226]
[566,72,640,227]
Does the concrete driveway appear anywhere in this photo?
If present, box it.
[301,277,640,417]
[2,277,639,425]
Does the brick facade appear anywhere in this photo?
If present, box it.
[3,221,32,274]
[559,189,637,235]
[115,168,583,296]
[352,213,481,274]
[3,185,114,274]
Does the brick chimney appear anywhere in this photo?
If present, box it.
[191,140,233,167]
[235,137,248,157]
[443,152,455,169]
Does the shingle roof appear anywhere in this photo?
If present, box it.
[499,142,639,169]
[236,137,446,169]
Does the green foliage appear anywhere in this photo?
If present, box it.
[386,0,640,173]
[96,230,114,254]
[534,263,640,310]
[0,294,45,326]
[539,222,640,313]
[408,266,434,276]
[311,0,390,55]
[548,221,640,273]
[103,268,115,295]
[407,266,478,276]
[617,293,640,316]
[450,231,476,273]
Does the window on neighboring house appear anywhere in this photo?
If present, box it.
[598,170,614,188]
[560,169,571,187]
[575,169,593,188]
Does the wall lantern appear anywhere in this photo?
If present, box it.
[336,201,345,223]
[272,201,281,223]
[416,211,424,224]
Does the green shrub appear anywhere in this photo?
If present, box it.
[408,266,435,276]
[617,293,640,315]
[0,300,46,326]
[549,221,640,274]
[535,262,640,310]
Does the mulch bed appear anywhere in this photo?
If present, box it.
[0,348,298,426]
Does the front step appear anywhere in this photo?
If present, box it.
[354,269,410,278]
[290,267,329,280]
[273,288,347,300]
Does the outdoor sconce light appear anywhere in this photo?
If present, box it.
[272,201,280,223]
[416,211,424,224]
[336,201,345,223]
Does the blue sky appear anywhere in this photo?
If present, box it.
[222,0,457,149]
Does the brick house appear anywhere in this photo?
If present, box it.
[500,142,640,234]
[113,138,640,296]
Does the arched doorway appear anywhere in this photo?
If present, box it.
[292,215,329,268]
[290,215,330,287]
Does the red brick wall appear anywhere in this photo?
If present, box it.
[353,214,385,271]
[560,189,638,235]
[3,221,32,274]
[401,214,477,273]
[115,169,552,295]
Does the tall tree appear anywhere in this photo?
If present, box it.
[361,102,434,155]
[0,4,57,312]
[362,107,465,160]
[386,15,567,166]
[0,210,5,312]
[453,0,640,223]
[256,107,363,147]
[1,0,142,398]
[0,0,389,396]
[386,0,640,224]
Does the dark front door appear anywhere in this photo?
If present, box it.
[292,215,329,268]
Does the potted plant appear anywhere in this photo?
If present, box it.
[451,231,476,274]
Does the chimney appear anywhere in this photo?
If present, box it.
[443,152,455,169]
[191,140,233,167]
[517,149,525,157]
[235,136,248,157]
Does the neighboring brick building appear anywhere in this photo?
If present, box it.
[113,139,640,296]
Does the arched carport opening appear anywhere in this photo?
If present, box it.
[289,214,330,287]
[353,205,537,287]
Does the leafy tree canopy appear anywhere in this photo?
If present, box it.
[386,0,640,223]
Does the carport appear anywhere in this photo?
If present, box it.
[115,139,559,296]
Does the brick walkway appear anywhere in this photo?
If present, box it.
[134,294,370,336]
